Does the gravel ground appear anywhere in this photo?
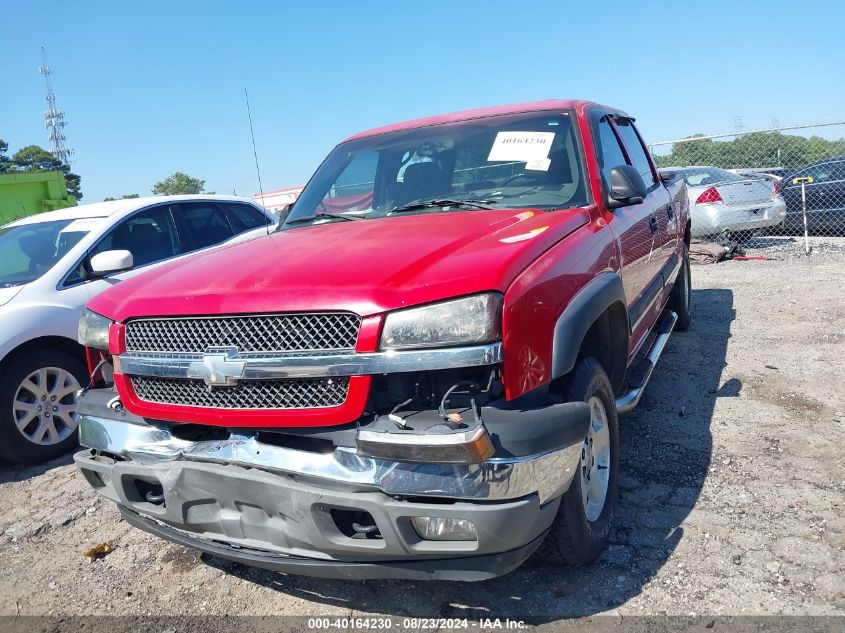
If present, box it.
[0,237,843,620]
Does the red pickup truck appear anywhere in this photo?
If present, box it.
[75,100,691,580]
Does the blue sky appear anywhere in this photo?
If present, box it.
[2,1,843,202]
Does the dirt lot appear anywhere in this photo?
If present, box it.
[0,237,843,620]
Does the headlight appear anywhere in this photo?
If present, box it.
[78,308,113,351]
[380,293,502,350]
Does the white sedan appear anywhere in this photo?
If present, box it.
[660,166,787,241]
[0,195,276,463]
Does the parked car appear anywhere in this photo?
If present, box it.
[780,156,845,235]
[0,195,275,464]
[660,166,786,241]
[75,99,691,580]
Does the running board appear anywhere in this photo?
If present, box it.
[615,310,678,414]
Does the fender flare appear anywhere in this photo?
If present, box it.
[550,272,629,382]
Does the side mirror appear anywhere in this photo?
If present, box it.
[89,250,134,276]
[607,165,648,209]
[276,203,293,224]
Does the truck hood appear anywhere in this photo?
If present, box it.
[88,208,590,322]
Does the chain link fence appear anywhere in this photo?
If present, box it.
[650,123,845,243]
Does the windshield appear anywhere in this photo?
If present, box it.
[674,167,746,187]
[0,219,93,287]
[285,111,588,226]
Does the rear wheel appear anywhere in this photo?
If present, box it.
[669,243,692,331]
[535,357,620,565]
[0,350,87,464]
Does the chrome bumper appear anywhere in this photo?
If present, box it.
[78,414,581,504]
[114,342,503,381]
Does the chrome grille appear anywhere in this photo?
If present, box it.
[124,313,360,354]
[131,376,350,409]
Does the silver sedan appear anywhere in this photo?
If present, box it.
[661,166,787,240]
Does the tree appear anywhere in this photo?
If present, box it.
[0,139,10,173]
[152,172,205,195]
[655,131,845,171]
[103,193,140,201]
[7,144,82,200]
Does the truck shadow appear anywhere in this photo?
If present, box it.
[0,453,74,485]
[203,288,735,620]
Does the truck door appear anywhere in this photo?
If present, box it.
[595,116,667,331]
[613,118,678,270]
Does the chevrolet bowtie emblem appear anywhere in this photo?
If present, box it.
[187,348,247,387]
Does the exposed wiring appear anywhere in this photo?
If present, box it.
[76,358,109,400]
[438,381,482,429]
[388,397,414,429]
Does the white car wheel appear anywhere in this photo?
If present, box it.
[13,366,81,446]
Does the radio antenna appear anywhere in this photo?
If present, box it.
[244,88,265,206]
[39,47,74,164]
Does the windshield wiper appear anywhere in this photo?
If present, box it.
[283,212,364,227]
[389,198,498,215]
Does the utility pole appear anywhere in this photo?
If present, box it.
[38,47,74,164]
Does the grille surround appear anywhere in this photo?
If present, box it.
[130,375,350,410]
[124,313,361,355]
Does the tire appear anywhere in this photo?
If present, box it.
[535,357,620,566]
[669,243,692,332]
[0,350,88,465]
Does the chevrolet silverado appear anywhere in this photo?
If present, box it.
[74,100,691,580]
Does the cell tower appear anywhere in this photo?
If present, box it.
[38,47,73,164]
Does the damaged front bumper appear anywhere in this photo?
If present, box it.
[74,393,587,580]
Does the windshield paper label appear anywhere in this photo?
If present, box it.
[525,157,551,171]
[487,132,555,163]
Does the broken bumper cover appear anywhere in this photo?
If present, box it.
[116,505,550,581]
[75,412,583,580]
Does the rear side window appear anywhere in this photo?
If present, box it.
[175,202,235,251]
[614,120,656,186]
[222,203,271,232]
[596,119,628,188]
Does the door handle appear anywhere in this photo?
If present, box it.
[666,204,675,220]
[649,216,659,234]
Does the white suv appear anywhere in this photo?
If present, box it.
[0,195,276,463]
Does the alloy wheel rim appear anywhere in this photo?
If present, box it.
[12,367,81,446]
[579,396,611,522]
[683,262,691,311]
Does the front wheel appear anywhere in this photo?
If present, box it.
[0,350,87,464]
[535,357,620,565]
